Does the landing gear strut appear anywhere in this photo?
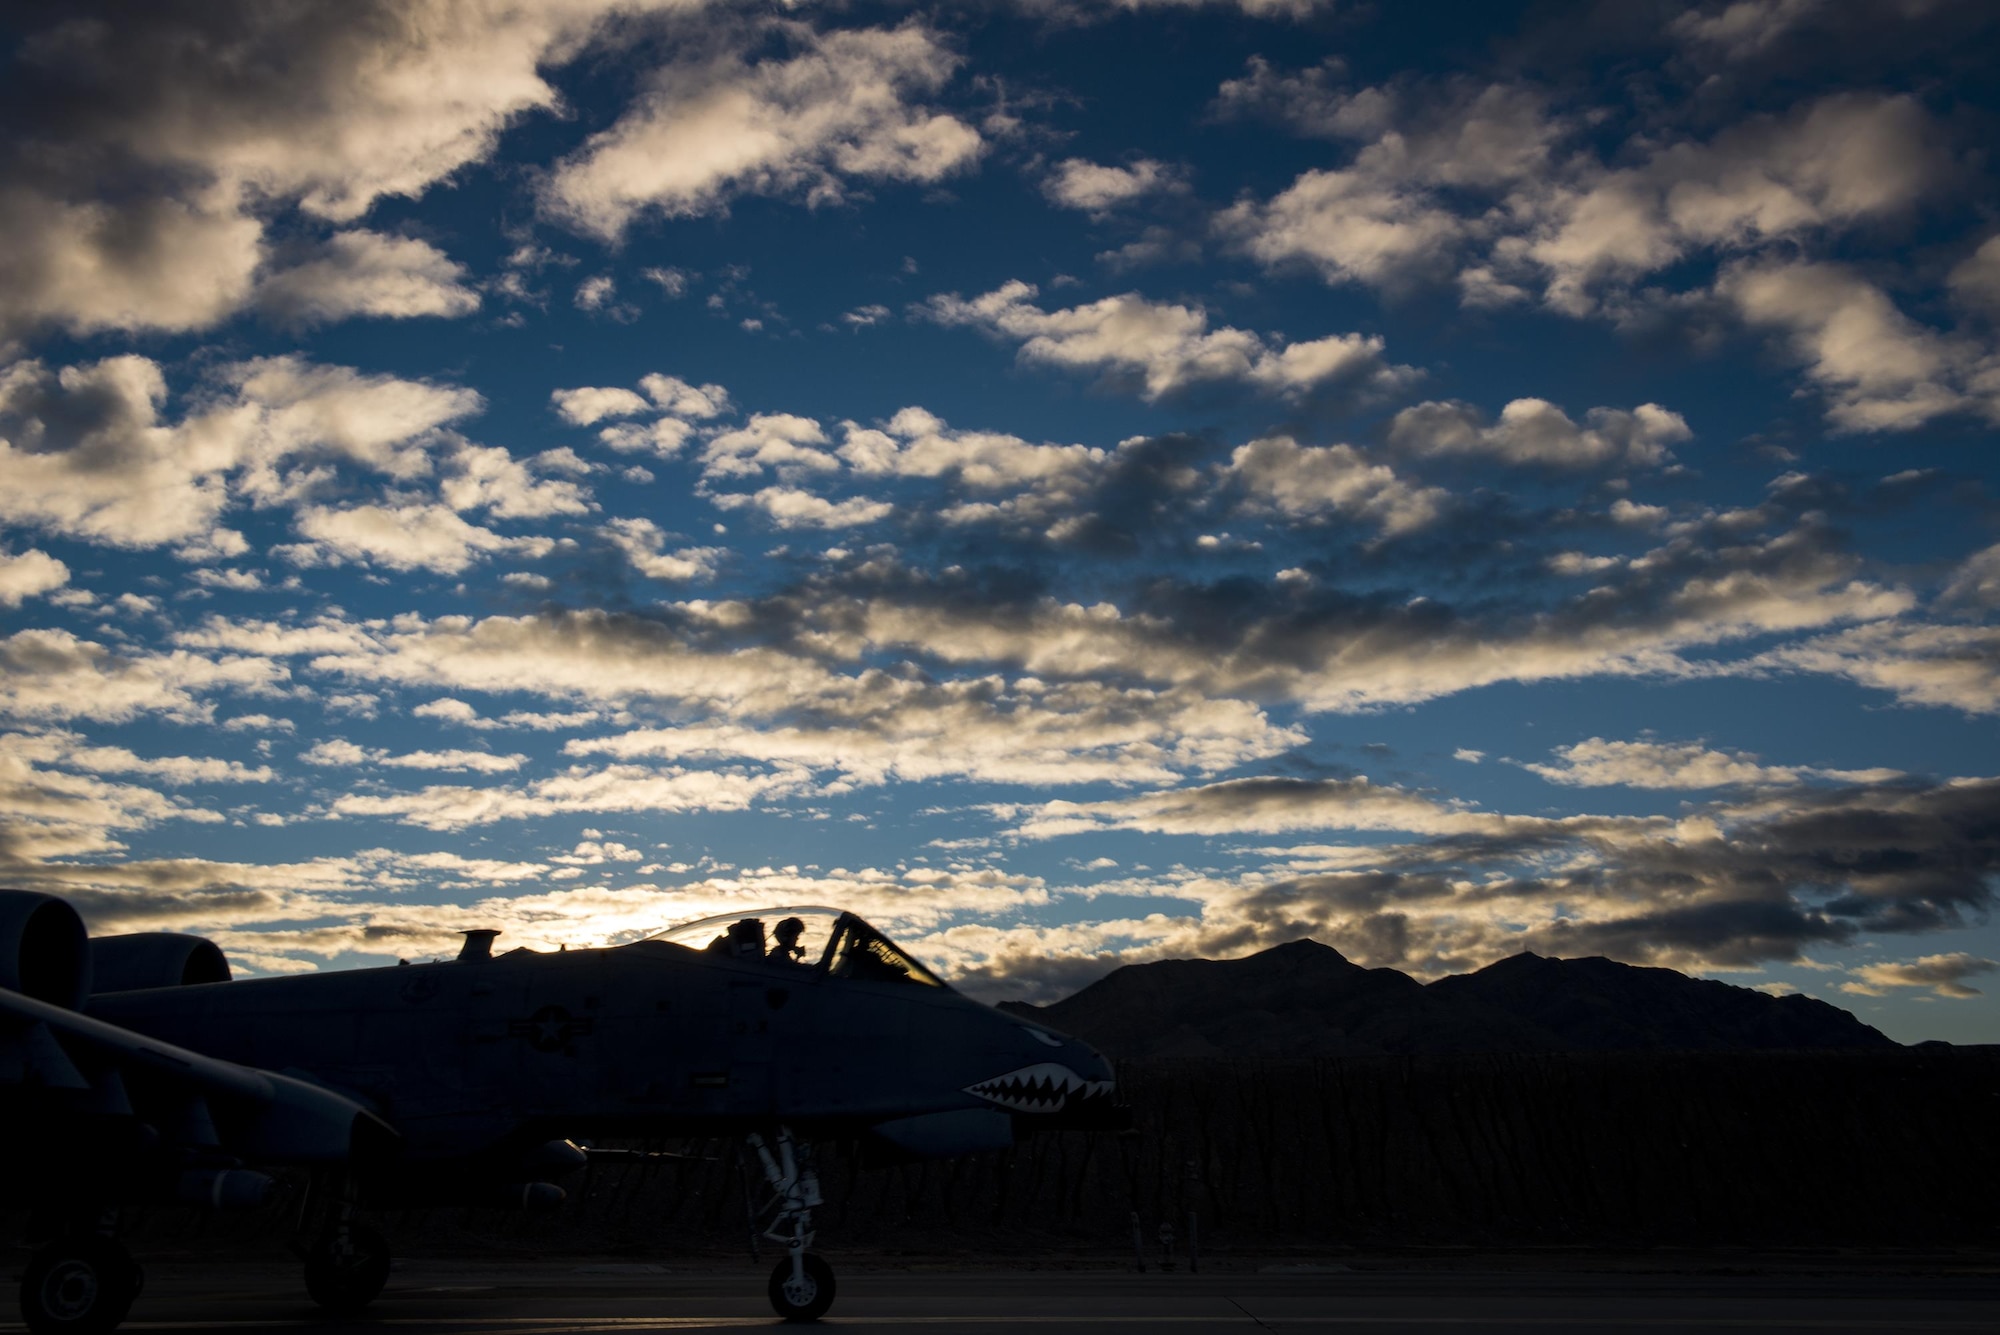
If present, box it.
[19,1234,141,1335]
[299,1174,390,1315]
[748,1127,835,1323]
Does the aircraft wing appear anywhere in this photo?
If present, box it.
[0,983,396,1165]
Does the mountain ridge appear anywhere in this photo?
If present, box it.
[998,940,1894,1058]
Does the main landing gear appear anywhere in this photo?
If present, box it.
[19,1234,141,1335]
[298,1173,391,1315]
[748,1127,836,1322]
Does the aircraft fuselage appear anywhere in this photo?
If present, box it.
[87,938,1108,1161]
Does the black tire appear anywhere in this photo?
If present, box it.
[20,1236,140,1335]
[766,1252,836,1323]
[302,1221,391,1315]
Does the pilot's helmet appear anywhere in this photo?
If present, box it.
[775,916,805,942]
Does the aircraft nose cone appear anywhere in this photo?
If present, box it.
[1073,1038,1113,1087]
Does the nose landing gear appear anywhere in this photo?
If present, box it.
[747,1127,835,1322]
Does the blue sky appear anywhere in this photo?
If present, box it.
[4,0,2000,1041]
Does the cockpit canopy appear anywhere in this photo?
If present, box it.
[646,906,946,988]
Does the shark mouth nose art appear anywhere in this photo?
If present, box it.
[965,1062,1114,1114]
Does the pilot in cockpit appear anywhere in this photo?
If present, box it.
[768,916,808,965]
[708,918,768,958]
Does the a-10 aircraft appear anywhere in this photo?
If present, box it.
[0,889,1119,1330]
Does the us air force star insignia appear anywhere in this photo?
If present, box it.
[509,1004,594,1053]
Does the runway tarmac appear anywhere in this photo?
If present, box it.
[10,1256,1997,1335]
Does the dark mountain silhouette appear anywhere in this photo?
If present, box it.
[997,939,1552,1060]
[1427,950,1897,1052]
[999,940,1894,1059]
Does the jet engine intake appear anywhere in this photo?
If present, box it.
[0,889,91,1009]
[868,1108,1014,1159]
[90,933,232,995]
[172,1168,276,1210]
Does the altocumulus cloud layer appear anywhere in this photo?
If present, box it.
[2,0,1999,1039]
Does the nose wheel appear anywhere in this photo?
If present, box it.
[767,1252,835,1323]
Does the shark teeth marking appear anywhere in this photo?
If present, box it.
[964,1062,1113,1114]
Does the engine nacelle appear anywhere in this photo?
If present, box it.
[90,933,231,994]
[0,889,91,1009]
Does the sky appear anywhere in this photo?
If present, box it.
[2,0,1999,1043]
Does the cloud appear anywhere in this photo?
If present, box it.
[0,628,285,726]
[992,770,2000,978]
[605,518,725,580]
[411,698,601,732]
[839,406,1105,494]
[641,374,732,419]
[1215,66,1951,341]
[1219,168,1466,289]
[0,0,690,339]
[1022,0,1338,21]
[0,550,69,607]
[439,443,594,520]
[1741,620,2000,715]
[849,519,1909,713]
[1224,436,1446,536]
[552,386,652,426]
[0,351,595,574]
[0,356,234,550]
[256,231,479,327]
[1522,737,1898,789]
[302,738,525,774]
[0,730,239,862]
[699,414,837,479]
[292,502,555,575]
[7,728,272,788]
[212,356,485,504]
[1213,63,1562,195]
[1043,158,1186,214]
[569,678,1300,788]
[1941,541,2000,609]
[1843,952,1998,999]
[541,23,982,240]
[642,266,692,298]
[553,374,733,457]
[0,353,486,554]
[1388,399,1690,469]
[0,861,1059,976]
[1669,0,1826,61]
[222,714,295,734]
[1527,93,1948,314]
[329,763,811,832]
[1005,774,1505,841]
[1948,235,2000,318]
[1719,260,1998,430]
[1213,72,1561,288]
[196,605,1303,791]
[709,487,895,530]
[920,280,1414,402]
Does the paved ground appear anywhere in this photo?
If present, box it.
[8,1256,1997,1334]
